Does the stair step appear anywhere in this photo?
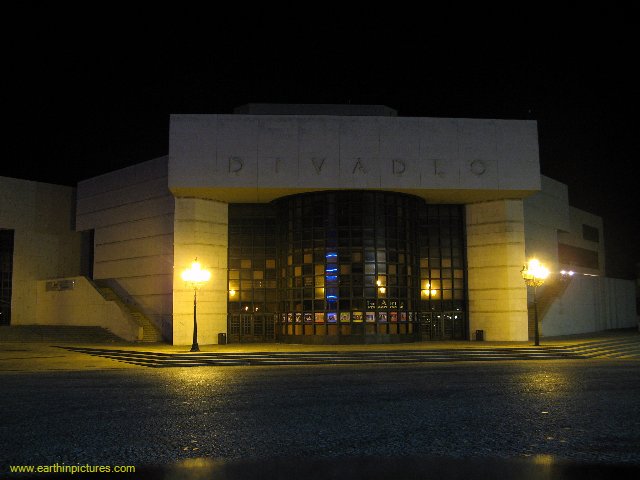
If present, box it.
[0,325,125,343]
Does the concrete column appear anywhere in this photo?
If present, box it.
[466,199,528,341]
[173,198,228,345]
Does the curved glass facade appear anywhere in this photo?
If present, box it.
[227,191,466,343]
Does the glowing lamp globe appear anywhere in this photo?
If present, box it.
[181,259,211,286]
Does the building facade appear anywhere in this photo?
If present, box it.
[2,105,636,343]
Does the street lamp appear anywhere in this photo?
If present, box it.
[181,258,211,352]
[521,259,549,346]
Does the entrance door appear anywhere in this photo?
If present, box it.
[227,314,277,343]
[419,312,432,340]
[419,312,466,340]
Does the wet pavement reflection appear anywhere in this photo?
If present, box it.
[33,456,640,479]
[2,361,639,477]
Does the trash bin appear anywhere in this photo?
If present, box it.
[475,330,484,341]
[218,333,227,345]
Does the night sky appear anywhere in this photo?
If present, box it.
[4,7,638,278]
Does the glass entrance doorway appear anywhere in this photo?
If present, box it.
[419,312,465,340]
[228,314,276,343]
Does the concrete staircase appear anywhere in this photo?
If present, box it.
[0,325,125,343]
[94,283,163,343]
[558,333,640,359]
[60,345,587,368]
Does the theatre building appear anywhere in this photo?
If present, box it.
[0,105,636,344]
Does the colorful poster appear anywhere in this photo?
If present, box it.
[304,312,313,323]
[315,312,325,323]
[365,312,375,323]
[339,312,351,323]
[327,312,338,323]
[352,311,364,322]
[287,313,293,323]
[400,312,407,322]
[295,312,302,323]
[378,312,388,322]
[390,312,398,322]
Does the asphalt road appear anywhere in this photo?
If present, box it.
[1,360,639,478]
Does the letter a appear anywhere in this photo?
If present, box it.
[353,158,367,174]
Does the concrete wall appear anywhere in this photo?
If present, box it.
[523,176,570,271]
[557,207,605,275]
[466,199,528,341]
[76,157,174,340]
[168,114,541,204]
[173,198,228,345]
[0,176,82,325]
[524,176,604,276]
[34,276,141,341]
[542,276,637,336]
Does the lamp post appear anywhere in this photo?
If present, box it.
[521,259,549,346]
[181,258,211,352]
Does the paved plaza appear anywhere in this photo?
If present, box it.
[1,331,639,478]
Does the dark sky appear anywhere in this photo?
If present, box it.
[4,7,639,278]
